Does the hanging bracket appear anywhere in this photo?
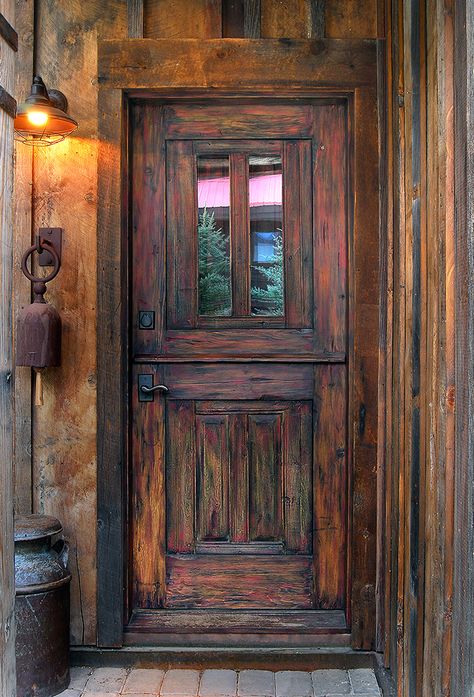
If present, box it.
[38,227,63,267]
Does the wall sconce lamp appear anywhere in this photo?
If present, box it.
[14,75,78,146]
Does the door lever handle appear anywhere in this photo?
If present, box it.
[140,383,169,394]
[138,374,169,402]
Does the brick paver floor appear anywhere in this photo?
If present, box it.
[59,666,382,697]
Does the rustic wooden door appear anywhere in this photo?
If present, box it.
[129,100,349,643]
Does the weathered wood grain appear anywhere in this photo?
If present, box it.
[131,364,166,608]
[32,0,127,648]
[196,414,230,540]
[313,104,347,353]
[165,555,314,608]
[453,2,474,696]
[222,0,261,38]
[13,0,34,515]
[98,39,377,89]
[350,86,379,650]
[166,400,196,553]
[162,364,314,400]
[0,0,16,691]
[325,0,378,39]
[0,9,17,50]
[284,140,313,328]
[248,413,282,541]
[0,85,15,117]
[261,0,324,39]
[128,0,144,37]
[164,103,314,139]
[130,608,347,633]
[313,364,347,609]
[230,152,250,316]
[284,402,313,553]
[144,0,222,39]
[166,140,197,328]
[131,103,166,354]
[97,84,127,647]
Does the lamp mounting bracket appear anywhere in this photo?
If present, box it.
[38,227,62,267]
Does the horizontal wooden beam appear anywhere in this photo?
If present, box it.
[0,13,18,51]
[0,86,16,118]
[98,38,377,90]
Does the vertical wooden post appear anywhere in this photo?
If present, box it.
[0,1,17,694]
[453,1,474,695]
[13,0,33,515]
[128,0,144,38]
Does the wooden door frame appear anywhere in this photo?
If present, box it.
[96,38,380,649]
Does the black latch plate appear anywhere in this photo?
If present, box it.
[138,374,154,402]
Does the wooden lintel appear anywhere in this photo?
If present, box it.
[0,86,16,119]
[98,38,377,90]
[0,12,18,51]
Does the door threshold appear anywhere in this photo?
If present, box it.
[70,645,376,671]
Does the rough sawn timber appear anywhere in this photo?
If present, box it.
[98,39,377,89]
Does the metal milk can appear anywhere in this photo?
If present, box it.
[15,515,71,697]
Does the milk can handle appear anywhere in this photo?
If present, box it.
[52,539,69,569]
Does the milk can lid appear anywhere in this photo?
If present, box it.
[14,514,63,542]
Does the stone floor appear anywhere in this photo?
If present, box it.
[59,666,382,697]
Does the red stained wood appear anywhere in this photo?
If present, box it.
[196,415,230,540]
[313,364,347,609]
[249,413,282,541]
[284,402,313,553]
[284,140,314,328]
[313,104,348,353]
[166,400,196,553]
[165,555,314,609]
[131,103,166,354]
[230,412,249,542]
[164,103,314,140]
[166,140,197,328]
[159,329,325,360]
[162,364,314,400]
[230,152,250,315]
[131,364,166,608]
[130,100,358,639]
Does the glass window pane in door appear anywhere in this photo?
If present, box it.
[197,156,232,316]
[249,156,284,316]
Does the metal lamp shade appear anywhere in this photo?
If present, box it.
[14,76,78,146]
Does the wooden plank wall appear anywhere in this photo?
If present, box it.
[15,0,380,647]
[0,0,16,693]
[452,2,474,696]
[381,0,456,695]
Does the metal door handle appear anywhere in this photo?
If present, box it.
[140,384,169,394]
[138,374,169,402]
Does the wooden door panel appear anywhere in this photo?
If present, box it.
[162,363,314,400]
[163,103,314,139]
[131,101,352,635]
[196,413,230,541]
[165,555,314,609]
[131,102,348,359]
[166,396,312,554]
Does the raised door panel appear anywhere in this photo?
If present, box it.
[165,394,313,609]
[132,363,347,614]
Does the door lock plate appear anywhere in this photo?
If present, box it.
[138,310,155,330]
[138,374,154,402]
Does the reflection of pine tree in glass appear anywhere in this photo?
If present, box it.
[251,233,284,315]
[198,208,232,316]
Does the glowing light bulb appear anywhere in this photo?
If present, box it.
[27,111,48,127]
